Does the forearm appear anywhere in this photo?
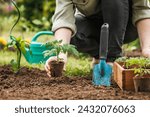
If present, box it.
[54,28,72,61]
[136,19,150,49]
[136,19,150,58]
[54,28,72,44]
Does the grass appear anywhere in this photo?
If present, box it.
[66,56,92,77]
[0,50,44,69]
[0,50,92,77]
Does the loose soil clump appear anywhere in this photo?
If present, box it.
[0,65,150,100]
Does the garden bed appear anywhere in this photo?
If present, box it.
[0,65,150,100]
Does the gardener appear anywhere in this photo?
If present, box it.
[45,0,150,77]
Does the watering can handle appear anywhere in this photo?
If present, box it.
[31,31,54,42]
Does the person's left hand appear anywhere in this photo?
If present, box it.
[45,53,67,77]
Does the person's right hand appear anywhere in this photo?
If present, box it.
[142,48,150,58]
[44,53,67,77]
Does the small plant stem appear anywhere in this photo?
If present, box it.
[16,45,21,73]
[56,50,59,63]
[57,55,59,63]
[9,0,20,36]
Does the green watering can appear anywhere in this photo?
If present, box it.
[22,31,54,64]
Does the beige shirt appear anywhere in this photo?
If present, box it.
[52,0,150,36]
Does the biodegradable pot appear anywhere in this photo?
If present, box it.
[49,61,64,77]
[133,77,150,92]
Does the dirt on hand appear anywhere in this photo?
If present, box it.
[0,65,150,100]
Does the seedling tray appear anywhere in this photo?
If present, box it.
[113,62,135,91]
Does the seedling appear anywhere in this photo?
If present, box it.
[115,57,127,63]
[125,57,149,69]
[43,39,79,77]
[7,0,25,73]
[7,36,29,73]
[44,40,79,62]
[134,67,150,77]
[132,59,150,92]
[116,57,150,69]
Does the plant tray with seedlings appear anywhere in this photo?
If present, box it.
[113,57,150,92]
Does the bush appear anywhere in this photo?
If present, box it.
[16,0,55,31]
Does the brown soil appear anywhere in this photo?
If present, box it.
[0,65,150,100]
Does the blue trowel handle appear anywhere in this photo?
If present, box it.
[32,31,54,42]
[99,23,109,60]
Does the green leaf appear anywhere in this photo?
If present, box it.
[61,46,67,53]
[32,19,42,25]
[20,40,26,54]
[43,49,56,58]
[10,59,18,72]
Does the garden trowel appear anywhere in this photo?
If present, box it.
[93,23,112,86]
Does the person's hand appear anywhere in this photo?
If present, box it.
[142,48,150,58]
[44,53,67,77]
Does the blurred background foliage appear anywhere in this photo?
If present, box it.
[17,0,55,31]
[0,0,56,32]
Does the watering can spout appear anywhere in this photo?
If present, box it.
[22,47,31,63]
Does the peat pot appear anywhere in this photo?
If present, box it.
[49,61,64,77]
[133,77,150,92]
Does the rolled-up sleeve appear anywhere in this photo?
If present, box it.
[51,0,76,36]
[132,0,150,25]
